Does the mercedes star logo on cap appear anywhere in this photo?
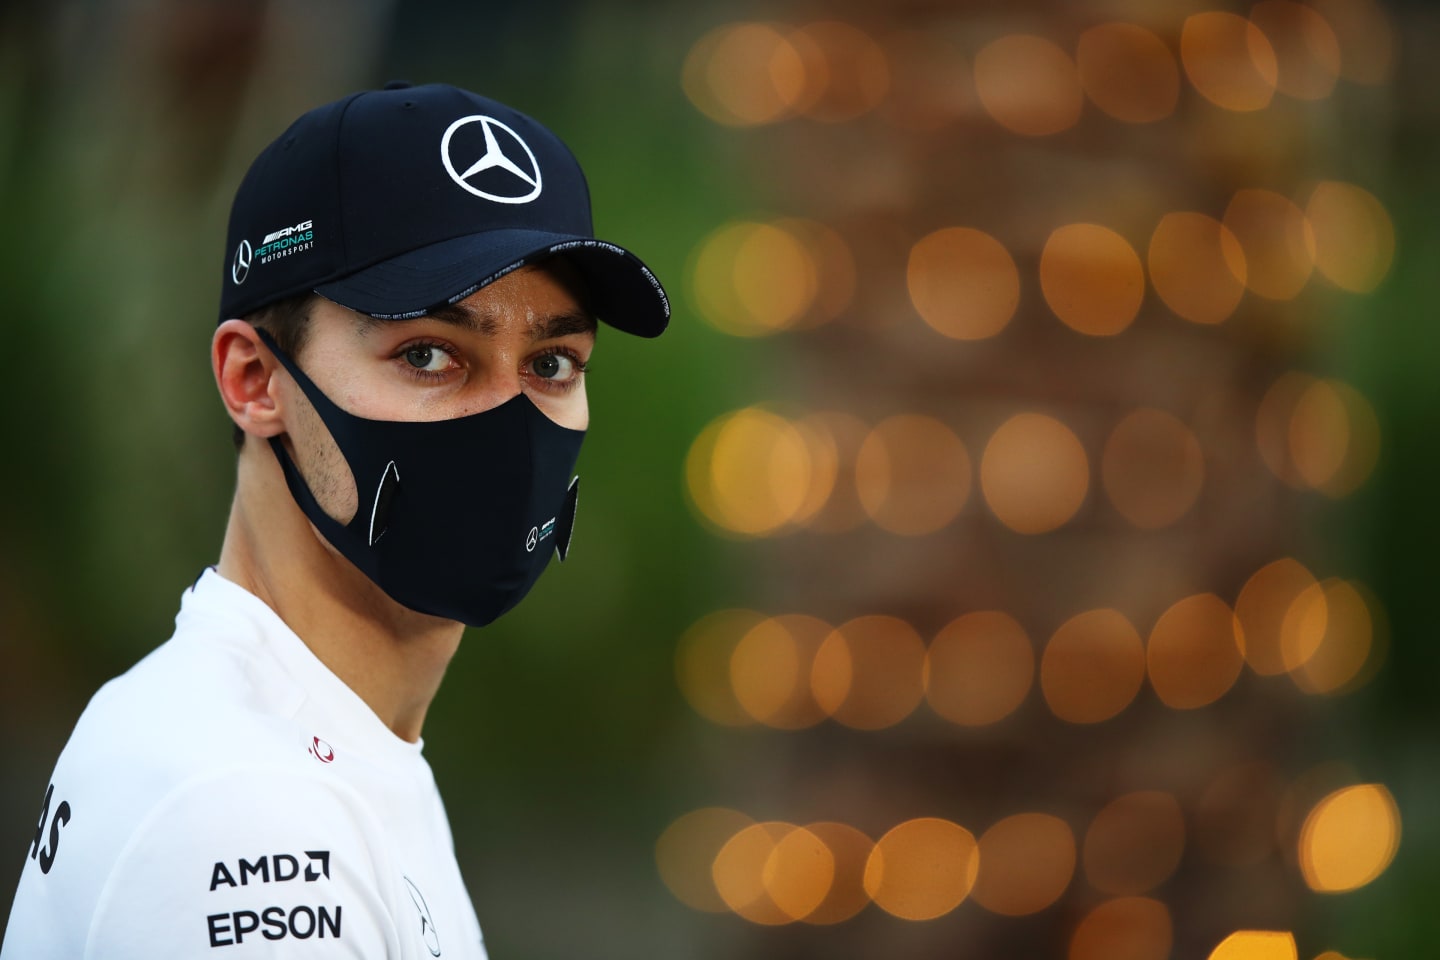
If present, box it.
[231,239,252,285]
[440,115,543,204]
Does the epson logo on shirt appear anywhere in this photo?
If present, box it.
[207,905,342,947]
[210,851,330,891]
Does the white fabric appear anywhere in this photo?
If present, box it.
[2,569,487,959]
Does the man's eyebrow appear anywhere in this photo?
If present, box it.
[531,312,598,341]
[426,302,487,333]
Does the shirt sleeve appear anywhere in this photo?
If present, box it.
[83,768,406,959]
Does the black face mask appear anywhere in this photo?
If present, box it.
[256,330,584,627]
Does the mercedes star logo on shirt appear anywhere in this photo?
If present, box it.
[403,876,442,957]
[440,115,543,204]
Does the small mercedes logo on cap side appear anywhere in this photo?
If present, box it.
[232,239,252,285]
[441,115,543,204]
[525,526,539,552]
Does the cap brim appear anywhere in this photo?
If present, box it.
[313,229,669,337]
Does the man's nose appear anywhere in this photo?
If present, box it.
[458,370,524,417]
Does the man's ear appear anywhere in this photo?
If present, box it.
[213,319,286,439]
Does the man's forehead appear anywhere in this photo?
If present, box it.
[347,259,598,341]
[424,302,597,340]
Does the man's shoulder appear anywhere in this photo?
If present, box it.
[38,682,388,908]
[33,611,339,892]
[9,630,397,960]
[65,622,306,787]
[5,762,400,959]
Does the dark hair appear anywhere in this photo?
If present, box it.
[231,294,316,450]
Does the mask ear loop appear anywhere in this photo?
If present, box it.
[554,476,579,561]
[253,327,392,546]
[253,328,347,424]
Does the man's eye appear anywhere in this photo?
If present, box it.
[403,345,450,372]
[531,353,575,380]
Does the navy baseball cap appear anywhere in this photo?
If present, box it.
[220,82,669,336]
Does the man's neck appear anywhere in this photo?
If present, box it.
[216,448,463,743]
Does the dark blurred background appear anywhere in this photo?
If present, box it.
[1,1,1436,958]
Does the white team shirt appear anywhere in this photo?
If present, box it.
[2,569,487,959]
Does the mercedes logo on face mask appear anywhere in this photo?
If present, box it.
[231,239,252,285]
[441,115,543,204]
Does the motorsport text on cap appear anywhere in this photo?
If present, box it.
[219,82,669,338]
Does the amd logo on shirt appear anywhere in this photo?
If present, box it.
[209,851,330,890]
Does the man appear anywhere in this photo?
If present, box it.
[2,81,668,958]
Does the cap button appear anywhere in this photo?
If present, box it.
[382,80,413,90]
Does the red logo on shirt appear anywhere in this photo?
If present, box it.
[308,737,335,763]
